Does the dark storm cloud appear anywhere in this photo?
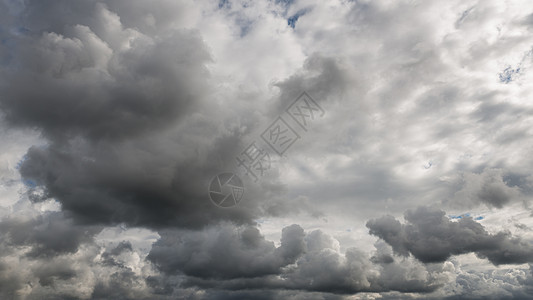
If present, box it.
[0,211,101,258]
[1,1,210,141]
[147,224,305,279]
[1,0,292,230]
[0,211,105,298]
[2,0,533,298]
[0,212,156,299]
[17,137,262,229]
[148,224,446,296]
[367,206,533,265]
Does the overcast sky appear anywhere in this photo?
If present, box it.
[1,0,533,299]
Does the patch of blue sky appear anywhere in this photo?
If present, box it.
[15,155,27,170]
[287,9,307,29]
[449,213,484,221]
[499,66,520,84]
[498,48,533,84]
[22,179,36,188]
[448,213,470,219]
[218,0,230,9]
[217,2,255,37]
[17,155,39,188]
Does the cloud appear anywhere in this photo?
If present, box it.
[1,2,211,141]
[448,168,523,209]
[0,211,529,298]
[1,0,533,298]
[0,210,160,299]
[148,223,449,296]
[367,206,533,265]
[148,223,305,279]
[0,211,101,258]
[3,0,300,231]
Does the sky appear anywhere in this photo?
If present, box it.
[1,0,533,299]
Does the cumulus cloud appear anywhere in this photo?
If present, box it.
[148,223,305,279]
[148,224,450,296]
[0,207,160,299]
[1,0,533,298]
[1,1,212,140]
[0,211,101,258]
[367,206,533,265]
[3,0,297,231]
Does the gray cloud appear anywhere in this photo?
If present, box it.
[448,168,522,209]
[1,2,211,141]
[367,206,533,265]
[17,136,261,229]
[2,0,533,298]
[148,224,448,296]
[0,211,101,258]
[2,0,297,231]
[148,223,305,279]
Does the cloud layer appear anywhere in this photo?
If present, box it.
[367,206,533,265]
[1,0,533,299]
